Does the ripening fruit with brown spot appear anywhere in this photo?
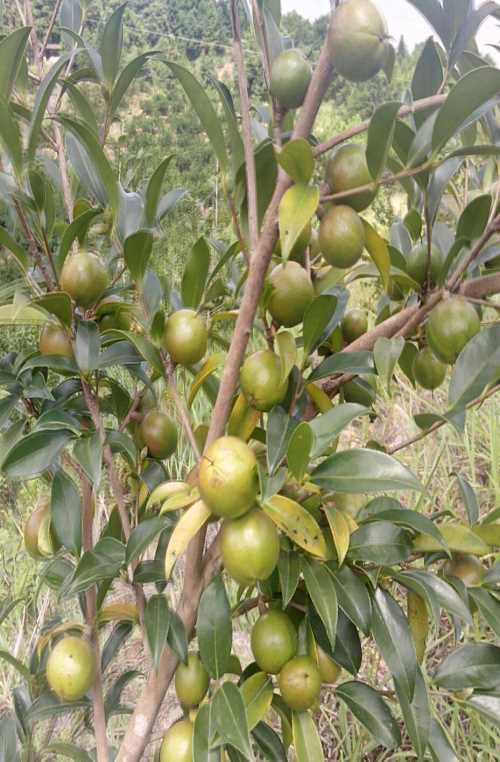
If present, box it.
[162,309,208,366]
[39,323,73,358]
[325,144,376,212]
[174,653,209,708]
[198,436,258,519]
[139,409,178,459]
[329,0,390,82]
[220,508,280,585]
[251,610,297,674]
[443,554,486,587]
[278,655,321,711]
[60,250,109,307]
[319,205,365,269]
[268,262,314,327]
[159,719,193,762]
[240,350,288,412]
[46,636,96,702]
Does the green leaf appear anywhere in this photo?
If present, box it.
[73,432,102,488]
[364,508,447,550]
[0,714,17,762]
[434,644,500,692]
[166,609,188,664]
[279,184,319,261]
[63,537,125,597]
[0,98,23,176]
[144,155,174,227]
[291,711,324,762]
[75,320,100,374]
[372,588,418,700]
[122,230,153,283]
[278,549,301,608]
[336,681,401,749]
[309,351,374,382]
[331,565,372,634]
[413,522,489,555]
[64,82,99,134]
[454,473,479,526]
[31,292,73,328]
[57,208,102,270]
[211,78,245,178]
[311,448,422,493]
[266,407,298,475]
[302,558,338,651]
[309,404,369,459]
[432,67,500,153]
[193,701,219,762]
[60,116,118,215]
[213,682,254,760]
[428,717,459,762]
[394,667,431,760]
[302,294,340,357]
[240,672,273,730]
[196,575,232,679]
[349,521,412,565]
[287,423,313,482]
[276,139,315,184]
[252,722,287,762]
[366,101,401,180]
[2,429,73,479]
[448,324,500,412]
[465,693,500,732]
[100,3,126,88]
[275,331,297,384]
[125,517,169,565]
[412,38,443,127]
[469,588,500,639]
[167,61,228,171]
[0,650,31,681]
[51,470,82,556]
[28,54,71,160]
[263,495,327,559]
[182,237,210,309]
[456,194,492,241]
[0,27,31,100]
[188,353,225,408]
[110,52,159,117]
[0,226,29,272]
[374,336,405,394]
[363,221,390,290]
[144,594,170,670]
[112,330,163,373]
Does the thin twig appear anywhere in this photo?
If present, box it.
[161,352,201,459]
[39,0,64,62]
[321,161,435,203]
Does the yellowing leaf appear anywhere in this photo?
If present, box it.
[98,602,139,624]
[323,505,351,566]
[188,353,225,407]
[164,499,212,579]
[146,481,191,511]
[473,523,500,548]
[37,621,84,658]
[363,220,390,290]
[240,672,273,730]
[407,591,428,665]
[306,383,334,413]
[276,330,297,384]
[262,494,327,559]
[227,392,260,442]
[160,489,199,515]
[413,523,489,556]
[279,184,319,261]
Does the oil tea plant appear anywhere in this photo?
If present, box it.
[1,0,500,760]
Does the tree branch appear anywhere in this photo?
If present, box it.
[320,161,435,203]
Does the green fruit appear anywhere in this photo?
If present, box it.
[329,0,390,82]
[240,350,288,412]
[46,637,96,702]
[174,653,209,707]
[406,243,443,287]
[98,296,133,331]
[276,221,311,264]
[319,205,365,268]
[426,296,480,364]
[342,309,368,344]
[159,719,193,762]
[325,144,376,212]
[343,376,377,406]
[412,347,447,390]
[268,262,314,327]
[139,409,178,459]
[317,647,342,684]
[163,309,208,366]
[220,508,280,585]
[270,49,312,110]
[443,554,486,587]
[251,610,297,674]
[278,655,321,711]
[39,323,73,358]
[328,325,344,353]
[60,251,109,308]
[24,500,58,560]
[199,436,258,518]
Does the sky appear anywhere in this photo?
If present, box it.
[281,0,499,56]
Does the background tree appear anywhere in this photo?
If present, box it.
[0,1,500,761]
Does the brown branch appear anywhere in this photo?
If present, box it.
[39,0,64,62]
[313,93,447,158]
[447,213,500,291]
[230,0,259,254]
[321,161,434,204]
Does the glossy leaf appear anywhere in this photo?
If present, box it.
[278,549,301,608]
[309,351,374,382]
[336,681,401,749]
[366,101,401,180]
[287,422,313,482]
[124,230,154,282]
[312,449,422,493]
[51,470,82,556]
[374,336,405,394]
[110,52,159,117]
[263,495,327,558]
[57,208,102,269]
[309,404,369,460]
[303,294,340,357]
[302,558,338,650]
[364,508,447,550]
[449,324,500,412]
[75,320,100,374]
[457,194,492,241]
[213,682,254,760]
[144,593,170,670]
[276,138,314,184]
[63,538,125,597]
[0,28,31,100]
[125,517,168,566]
[28,54,71,160]
[164,499,211,579]
[465,693,500,732]
[73,432,102,488]
[396,569,472,624]
[166,609,188,664]
[323,505,351,567]
[279,184,319,262]
[331,565,372,634]
[0,98,23,176]
[182,236,210,309]
[372,588,418,700]
[412,38,443,127]
[266,407,298,475]
[197,575,232,679]
[2,430,73,479]
[100,3,125,87]
[413,523,489,555]
[468,588,500,638]
[241,672,273,730]
[395,667,431,760]
[455,473,479,526]
[252,722,287,762]
[275,331,297,384]
[363,221,390,290]
[292,711,324,762]
[31,292,73,329]
[349,521,413,564]
[434,644,500,691]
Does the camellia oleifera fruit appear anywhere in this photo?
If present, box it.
[97,296,133,331]
[24,500,58,560]
[198,435,258,518]
[426,296,480,364]
[319,205,365,269]
[60,250,109,308]
[163,309,208,366]
[317,647,342,684]
[46,636,97,702]
[139,409,178,460]
[220,508,280,585]
[325,144,376,212]
[443,554,486,587]
[329,0,390,82]
[159,719,193,762]
[268,262,314,327]
[270,49,312,110]
[240,349,288,412]
[412,347,447,390]
[39,323,73,358]
[251,610,297,674]
[343,375,377,406]
[406,243,444,288]
[342,308,368,344]
[278,655,322,711]
[174,652,209,708]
